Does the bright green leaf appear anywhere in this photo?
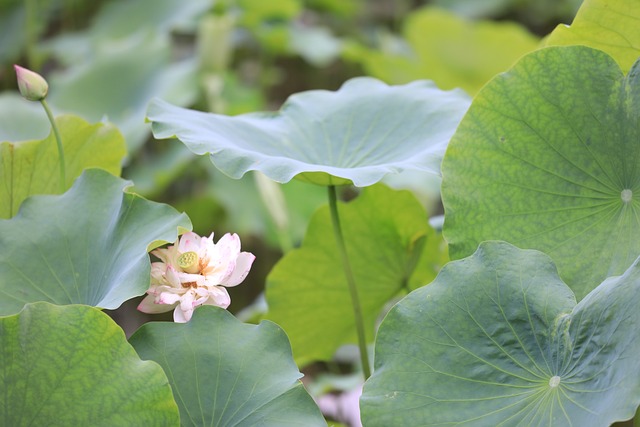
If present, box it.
[0,302,179,427]
[266,184,445,364]
[0,114,126,219]
[361,241,640,426]
[147,77,470,186]
[0,168,191,315]
[442,46,640,299]
[348,7,539,95]
[546,0,640,73]
[129,305,326,427]
[403,7,539,94]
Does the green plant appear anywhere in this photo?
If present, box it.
[3,0,640,426]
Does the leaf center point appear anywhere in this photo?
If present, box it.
[621,189,633,203]
[549,375,561,388]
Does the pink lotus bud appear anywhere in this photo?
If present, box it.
[14,65,48,101]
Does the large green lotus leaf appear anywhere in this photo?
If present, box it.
[361,241,640,426]
[129,305,326,427]
[345,7,539,95]
[147,77,470,186]
[49,32,198,153]
[0,168,191,315]
[441,46,640,300]
[1,302,179,426]
[266,184,446,364]
[546,0,640,73]
[0,114,126,219]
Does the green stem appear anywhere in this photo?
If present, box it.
[40,99,66,192]
[327,185,371,379]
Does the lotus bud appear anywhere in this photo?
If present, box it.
[14,65,48,101]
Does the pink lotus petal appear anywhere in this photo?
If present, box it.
[175,271,205,284]
[158,292,182,305]
[202,286,231,309]
[194,287,210,297]
[137,294,175,314]
[165,265,184,288]
[173,306,191,323]
[206,258,236,284]
[155,284,183,294]
[223,252,256,287]
[179,290,195,312]
[178,232,202,253]
[214,233,241,258]
[146,284,180,296]
[151,244,178,265]
[150,262,167,284]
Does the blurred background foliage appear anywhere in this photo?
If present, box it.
[0,0,582,333]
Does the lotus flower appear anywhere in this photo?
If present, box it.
[138,232,255,322]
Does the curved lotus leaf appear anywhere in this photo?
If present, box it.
[442,46,640,300]
[546,0,640,73]
[129,306,327,427]
[147,77,471,186]
[0,302,179,426]
[361,241,640,426]
[1,114,126,219]
[266,184,446,364]
[0,168,191,315]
